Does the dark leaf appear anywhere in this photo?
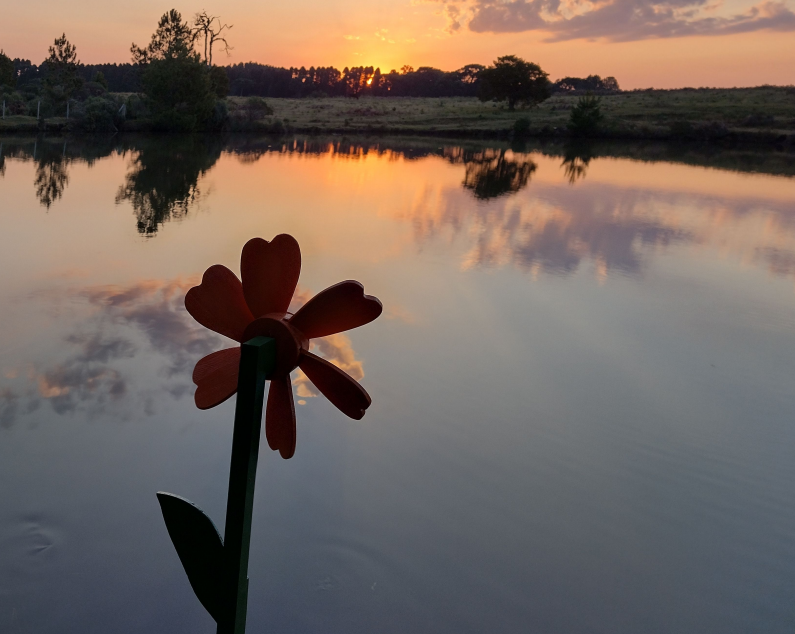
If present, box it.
[157,492,225,622]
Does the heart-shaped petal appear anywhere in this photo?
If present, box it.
[298,350,371,419]
[185,265,254,342]
[266,375,297,459]
[289,281,382,339]
[241,235,301,319]
[193,347,241,410]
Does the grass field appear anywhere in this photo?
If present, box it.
[2,87,793,142]
[228,87,795,141]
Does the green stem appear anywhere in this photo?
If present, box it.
[217,336,276,634]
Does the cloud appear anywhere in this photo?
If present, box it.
[293,333,365,399]
[0,388,19,429]
[343,35,360,40]
[0,278,223,424]
[429,0,795,41]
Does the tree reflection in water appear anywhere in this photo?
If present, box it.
[115,136,223,236]
[34,142,70,209]
[455,148,537,199]
[561,142,595,185]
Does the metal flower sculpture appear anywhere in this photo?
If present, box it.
[157,235,381,634]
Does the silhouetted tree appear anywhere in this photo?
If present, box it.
[193,11,233,66]
[224,61,487,98]
[133,10,216,130]
[456,64,485,86]
[92,70,108,89]
[554,75,619,94]
[43,34,83,106]
[0,50,14,88]
[478,55,550,110]
[12,58,39,87]
[131,9,196,65]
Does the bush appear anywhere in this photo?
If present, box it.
[69,96,122,133]
[5,92,28,115]
[241,96,273,121]
[669,120,695,139]
[80,81,107,98]
[208,66,229,98]
[142,50,215,131]
[125,94,149,120]
[513,117,531,138]
[268,118,286,134]
[568,94,603,137]
[207,99,229,130]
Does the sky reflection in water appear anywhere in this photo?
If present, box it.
[1,136,795,634]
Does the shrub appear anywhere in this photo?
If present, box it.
[5,92,28,115]
[242,96,273,121]
[568,94,603,137]
[142,50,215,131]
[125,94,149,120]
[69,96,122,133]
[208,66,230,98]
[669,120,695,139]
[513,117,531,138]
[81,81,107,98]
[207,99,229,130]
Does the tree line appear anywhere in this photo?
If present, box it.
[4,55,618,99]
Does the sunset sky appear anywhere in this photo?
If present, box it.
[3,0,795,88]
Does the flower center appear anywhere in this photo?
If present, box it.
[242,313,308,376]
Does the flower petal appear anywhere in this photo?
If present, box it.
[185,265,255,342]
[193,347,241,410]
[266,375,297,459]
[289,281,382,339]
[241,235,301,318]
[298,350,371,420]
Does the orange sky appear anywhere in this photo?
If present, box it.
[3,0,795,88]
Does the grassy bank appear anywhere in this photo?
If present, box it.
[0,115,67,133]
[2,87,793,144]
[229,87,795,143]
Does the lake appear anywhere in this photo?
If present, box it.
[1,135,795,634]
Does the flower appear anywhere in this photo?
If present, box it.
[185,234,382,459]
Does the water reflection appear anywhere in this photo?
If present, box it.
[456,149,537,200]
[2,138,118,208]
[34,143,70,209]
[561,143,594,185]
[0,278,214,427]
[2,134,795,634]
[2,135,795,283]
[0,277,366,426]
[115,136,223,236]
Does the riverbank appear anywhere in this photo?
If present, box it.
[2,87,794,145]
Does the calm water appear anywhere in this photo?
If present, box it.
[1,135,795,633]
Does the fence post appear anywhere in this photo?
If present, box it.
[37,100,40,119]
[66,100,69,119]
